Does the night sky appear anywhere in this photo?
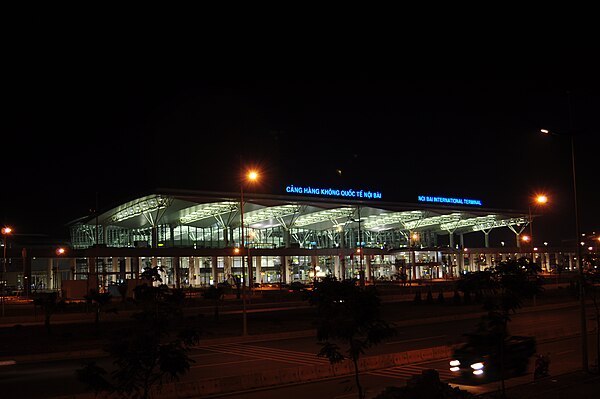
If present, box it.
[3,76,599,246]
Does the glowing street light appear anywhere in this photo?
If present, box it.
[1,226,12,317]
[2,227,12,274]
[239,168,259,336]
[55,247,66,292]
[528,194,548,263]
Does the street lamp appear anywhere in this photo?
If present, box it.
[1,226,12,317]
[55,247,66,292]
[239,169,258,336]
[541,127,588,372]
[528,194,548,263]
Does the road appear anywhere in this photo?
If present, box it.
[0,302,595,398]
[212,335,588,398]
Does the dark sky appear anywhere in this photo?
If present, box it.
[3,76,599,246]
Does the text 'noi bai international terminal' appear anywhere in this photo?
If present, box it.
[6,185,582,298]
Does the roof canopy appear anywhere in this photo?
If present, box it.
[76,189,528,235]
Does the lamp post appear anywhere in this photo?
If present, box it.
[528,194,548,263]
[55,247,66,293]
[239,169,258,336]
[353,207,365,287]
[2,226,12,317]
[541,128,588,372]
[2,227,11,274]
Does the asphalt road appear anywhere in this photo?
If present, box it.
[203,335,594,399]
[0,302,595,398]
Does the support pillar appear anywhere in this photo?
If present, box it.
[151,226,158,248]
[280,256,289,284]
[365,256,372,282]
[47,258,53,291]
[457,252,464,275]
[224,256,232,282]
[469,253,476,272]
[131,257,139,279]
[112,257,118,284]
[173,256,180,289]
[188,257,196,286]
[211,256,218,284]
[410,249,416,281]
[247,254,253,288]
[70,258,77,281]
[255,256,262,284]
[334,255,341,279]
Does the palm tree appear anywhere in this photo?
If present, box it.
[84,288,114,330]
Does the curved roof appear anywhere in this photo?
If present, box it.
[74,188,529,235]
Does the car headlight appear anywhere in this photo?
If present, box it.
[449,360,460,367]
[470,362,484,370]
[473,369,484,375]
[450,367,460,372]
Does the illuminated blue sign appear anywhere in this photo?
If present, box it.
[418,195,482,206]
[286,185,382,199]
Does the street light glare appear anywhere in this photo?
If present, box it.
[247,171,258,181]
[540,129,550,134]
[536,195,548,204]
[1,227,12,235]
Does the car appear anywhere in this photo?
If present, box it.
[449,333,536,382]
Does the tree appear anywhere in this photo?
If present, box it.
[84,288,116,330]
[32,292,65,336]
[77,266,200,399]
[203,285,224,321]
[307,276,396,399]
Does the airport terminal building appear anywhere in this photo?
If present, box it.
[5,186,580,296]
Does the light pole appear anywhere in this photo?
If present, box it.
[541,128,588,372]
[55,247,66,293]
[239,169,258,336]
[528,194,548,263]
[352,207,365,287]
[2,226,12,317]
